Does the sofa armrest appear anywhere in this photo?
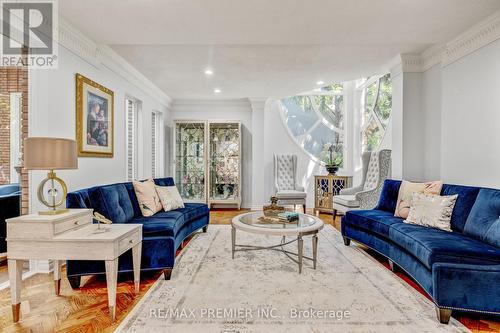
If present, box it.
[354,188,381,210]
[340,185,363,195]
[432,262,500,314]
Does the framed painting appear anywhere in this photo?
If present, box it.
[76,73,114,157]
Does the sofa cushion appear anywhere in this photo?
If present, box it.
[89,184,135,222]
[129,202,209,238]
[276,190,307,199]
[464,188,500,248]
[154,177,175,187]
[389,223,500,270]
[375,180,402,213]
[334,195,359,208]
[344,210,404,238]
[441,184,481,232]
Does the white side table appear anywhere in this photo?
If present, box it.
[6,209,142,322]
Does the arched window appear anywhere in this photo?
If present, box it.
[280,84,345,166]
[360,74,392,152]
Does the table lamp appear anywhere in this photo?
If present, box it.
[24,137,78,215]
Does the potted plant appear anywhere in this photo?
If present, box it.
[324,142,341,175]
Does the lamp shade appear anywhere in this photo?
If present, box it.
[24,137,78,170]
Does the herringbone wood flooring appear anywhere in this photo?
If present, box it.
[0,209,498,332]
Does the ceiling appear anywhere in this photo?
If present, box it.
[60,0,500,99]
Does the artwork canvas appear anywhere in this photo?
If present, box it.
[76,73,114,157]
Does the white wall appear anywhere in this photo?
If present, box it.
[441,38,500,187]
[29,43,171,213]
[170,99,253,208]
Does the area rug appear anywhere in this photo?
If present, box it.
[116,225,469,333]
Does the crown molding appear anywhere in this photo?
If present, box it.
[172,98,251,109]
[249,97,268,110]
[387,10,500,74]
[58,17,172,107]
[443,10,500,67]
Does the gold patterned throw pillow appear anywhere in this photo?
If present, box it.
[405,192,458,231]
[394,180,443,219]
[156,185,185,211]
[133,179,163,217]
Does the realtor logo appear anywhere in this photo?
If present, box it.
[1,0,58,68]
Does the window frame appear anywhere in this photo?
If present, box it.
[279,87,350,173]
[357,73,392,152]
[125,97,140,181]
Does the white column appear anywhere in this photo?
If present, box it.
[390,55,426,181]
[249,98,267,210]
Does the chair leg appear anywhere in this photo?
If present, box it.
[68,275,81,289]
[388,259,396,272]
[302,204,306,214]
[163,268,172,280]
[435,306,452,324]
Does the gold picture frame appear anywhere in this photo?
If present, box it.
[75,73,114,157]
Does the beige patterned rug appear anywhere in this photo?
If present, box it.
[116,225,468,333]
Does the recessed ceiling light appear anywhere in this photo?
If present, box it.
[214,88,221,93]
[316,80,325,85]
[204,69,213,75]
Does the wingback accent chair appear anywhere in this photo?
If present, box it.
[333,149,391,219]
[274,154,307,212]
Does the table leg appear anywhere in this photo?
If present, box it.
[132,242,142,294]
[231,225,236,259]
[298,235,303,274]
[105,259,118,321]
[53,260,62,295]
[8,259,23,322]
[312,234,318,269]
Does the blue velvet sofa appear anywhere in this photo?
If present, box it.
[65,177,209,288]
[342,179,500,323]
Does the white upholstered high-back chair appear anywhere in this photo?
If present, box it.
[274,154,307,212]
[333,149,391,219]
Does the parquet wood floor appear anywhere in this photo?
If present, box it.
[0,209,497,332]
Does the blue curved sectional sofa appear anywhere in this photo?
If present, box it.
[66,177,209,288]
[342,179,500,323]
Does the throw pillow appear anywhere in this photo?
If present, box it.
[133,179,163,217]
[156,185,185,211]
[405,192,458,231]
[395,180,443,218]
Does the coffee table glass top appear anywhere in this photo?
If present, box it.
[238,211,317,229]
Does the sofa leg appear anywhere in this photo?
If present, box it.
[302,204,306,214]
[202,225,208,233]
[435,306,452,324]
[163,268,172,280]
[342,237,350,246]
[67,275,81,289]
[388,259,396,272]
[333,209,337,223]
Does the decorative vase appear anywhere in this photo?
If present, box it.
[263,196,285,217]
[325,164,339,175]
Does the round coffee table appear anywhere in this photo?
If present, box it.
[231,211,324,273]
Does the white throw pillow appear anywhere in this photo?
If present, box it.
[156,185,185,211]
[404,192,458,232]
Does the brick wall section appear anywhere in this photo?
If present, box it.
[0,95,10,184]
[0,68,29,214]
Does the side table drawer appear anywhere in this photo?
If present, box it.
[118,230,142,255]
[54,215,92,235]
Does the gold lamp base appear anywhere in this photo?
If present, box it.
[39,208,69,215]
[37,170,69,215]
